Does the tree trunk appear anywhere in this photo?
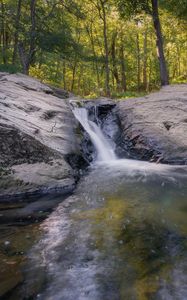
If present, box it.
[148,57,152,91]
[77,66,83,94]
[143,30,148,91]
[1,1,7,64]
[63,60,66,90]
[136,33,141,91]
[111,32,120,91]
[18,42,29,74]
[18,0,36,74]
[120,44,127,92]
[86,23,100,90]
[151,0,169,86]
[12,0,22,64]
[28,0,36,67]
[71,59,78,91]
[177,46,181,76]
[100,0,110,97]
[70,19,80,92]
[38,50,43,69]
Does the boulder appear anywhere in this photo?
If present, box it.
[0,73,81,198]
[116,84,187,164]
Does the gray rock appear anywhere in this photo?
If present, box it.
[0,73,81,198]
[116,84,187,164]
[47,84,73,99]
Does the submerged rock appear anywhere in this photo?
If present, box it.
[0,223,41,298]
[116,85,187,164]
[0,73,82,198]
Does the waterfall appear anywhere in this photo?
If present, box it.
[73,107,117,162]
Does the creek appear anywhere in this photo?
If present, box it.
[2,106,187,300]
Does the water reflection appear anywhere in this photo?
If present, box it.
[22,162,187,300]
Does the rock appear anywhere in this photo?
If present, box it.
[1,73,53,93]
[47,84,73,99]
[0,195,66,224]
[0,262,23,298]
[116,84,187,164]
[0,223,41,298]
[0,73,82,198]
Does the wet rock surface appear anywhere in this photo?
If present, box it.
[116,84,187,164]
[0,73,82,198]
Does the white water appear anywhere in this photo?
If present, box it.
[72,107,187,176]
[73,107,116,161]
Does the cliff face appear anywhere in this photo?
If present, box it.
[116,85,187,164]
[0,73,81,198]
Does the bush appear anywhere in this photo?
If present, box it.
[0,64,21,73]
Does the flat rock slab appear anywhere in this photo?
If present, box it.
[0,73,80,198]
[116,84,187,164]
[0,73,78,155]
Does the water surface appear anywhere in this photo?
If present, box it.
[6,106,187,300]
[24,160,187,300]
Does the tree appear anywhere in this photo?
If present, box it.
[12,0,22,64]
[0,0,186,95]
[111,31,120,90]
[117,0,169,86]
[93,0,111,96]
[120,43,127,92]
[0,0,7,64]
[151,0,169,85]
[18,0,36,74]
[143,28,148,90]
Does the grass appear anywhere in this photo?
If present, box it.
[83,90,149,100]
[111,90,148,99]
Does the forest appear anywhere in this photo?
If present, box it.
[0,0,187,98]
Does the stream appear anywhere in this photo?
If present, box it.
[2,107,187,299]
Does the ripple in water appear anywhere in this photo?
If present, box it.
[24,161,187,300]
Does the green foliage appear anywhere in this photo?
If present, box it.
[0,64,21,73]
[160,0,187,19]
[111,90,148,99]
[0,0,186,96]
[38,29,78,55]
[117,0,152,18]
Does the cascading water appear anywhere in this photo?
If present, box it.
[20,105,187,300]
[73,107,116,162]
[72,106,173,173]
[72,106,185,175]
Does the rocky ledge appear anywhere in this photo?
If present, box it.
[0,73,82,199]
[116,84,187,164]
